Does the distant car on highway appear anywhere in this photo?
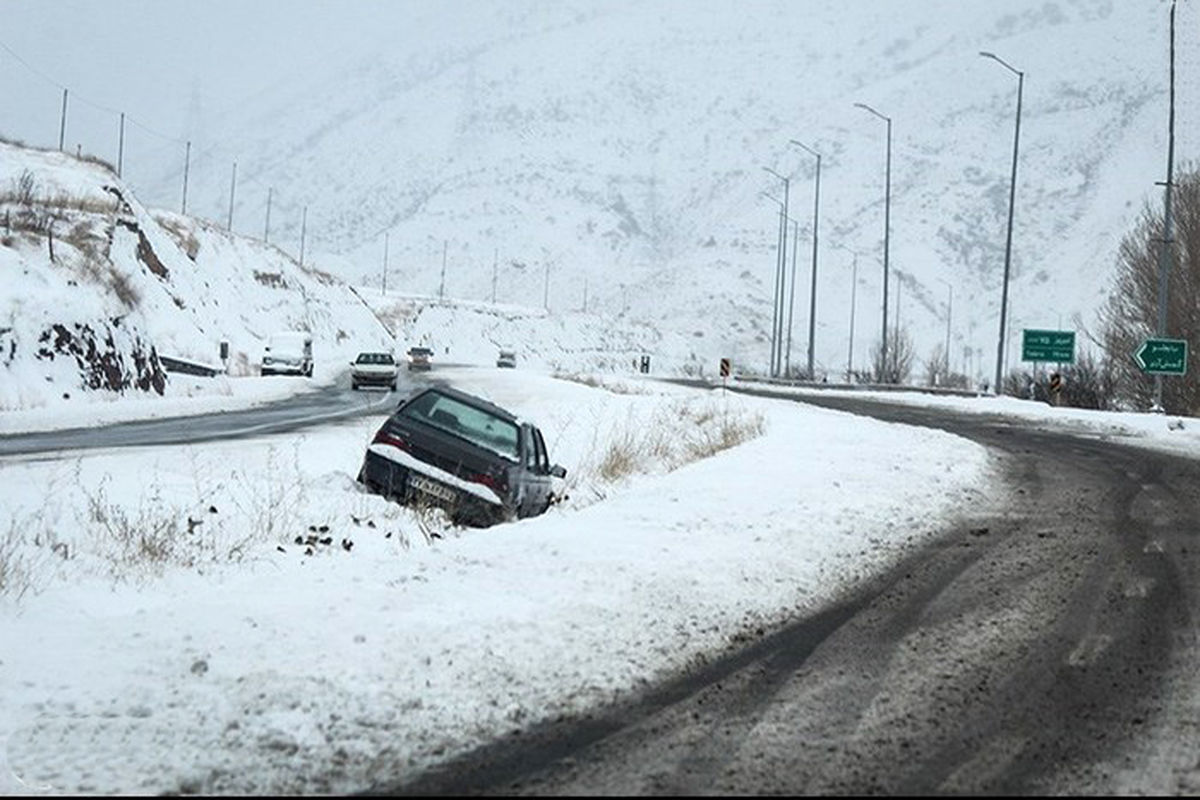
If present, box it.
[261,331,313,377]
[350,351,398,391]
[496,349,517,369]
[407,346,433,371]
[357,386,567,527]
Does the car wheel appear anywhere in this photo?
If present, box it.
[390,381,397,391]
[351,381,358,391]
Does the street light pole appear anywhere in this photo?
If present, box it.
[854,103,891,381]
[937,277,953,381]
[786,216,799,377]
[848,252,858,381]
[981,51,1024,396]
[1152,0,1178,413]
[760,191,786,377]
[764,167,790,377]
[790,140,821,379]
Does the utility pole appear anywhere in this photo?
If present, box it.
[491,249,499,304]
[1152,0,1178,413]
[264,188,273,243]
[227,161,237,231]
[181,141,191,215]
[382,233,389,296]
[117,112,125,178]
[299,206,307,266]
[58,89,68,152]
[439,239,447,300]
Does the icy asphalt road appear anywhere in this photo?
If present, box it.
[0,370,437,458]
[383,390,1200,795]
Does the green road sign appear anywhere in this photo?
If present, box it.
[1133,337,1188,375]
[1022,329,1075,363]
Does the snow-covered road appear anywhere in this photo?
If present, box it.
[0,368,1006,794]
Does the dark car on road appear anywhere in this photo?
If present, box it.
[357,386,567,526]
[407,346,433,371]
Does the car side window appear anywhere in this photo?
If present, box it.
[533,428,549,473]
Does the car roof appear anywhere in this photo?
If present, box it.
[405,385,520,424]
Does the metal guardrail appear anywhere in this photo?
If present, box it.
[159,354,223,378]
[729,374,984,399]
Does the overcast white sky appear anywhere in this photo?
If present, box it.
[1,0,414,156]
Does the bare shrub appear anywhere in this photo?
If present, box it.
[553,372,650,395]
[107,265,140,308]
[13,170,36,206]
[81,468,265,583]
[0,519,39,602]
[581,397,766,492]
[77,152,117,175]
[156,215,201,260]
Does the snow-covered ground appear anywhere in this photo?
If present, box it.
[0,366,1007,795]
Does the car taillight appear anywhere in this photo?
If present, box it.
[468,472,506,494]
[372,428,410,451]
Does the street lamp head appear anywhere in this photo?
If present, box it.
[789,139,820,159]
[762,165,788,183]
[980,50,1022,76]
[854,102,890,123]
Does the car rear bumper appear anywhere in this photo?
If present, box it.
[357,450,508,526]
[352,372,396,386]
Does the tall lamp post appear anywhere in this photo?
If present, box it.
[763,167,790,377]
[831,243,867,383]
[936,277,954,381]
[854,103,892,381]
[1152,0,1178,413]
[760,191,787,377]
[790,140,822,379]
[981,50,1024,396]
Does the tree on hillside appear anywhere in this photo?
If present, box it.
[1099,164,1200,414]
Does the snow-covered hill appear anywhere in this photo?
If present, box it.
[0,139,715,418]
[132,0,1195,380]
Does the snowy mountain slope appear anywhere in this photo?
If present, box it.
[0,139,719,418]
[142,0,1193,379]
[0,140,394,413]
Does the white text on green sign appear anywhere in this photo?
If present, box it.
[1133,338,1188,376]
[1021,329,1075,363]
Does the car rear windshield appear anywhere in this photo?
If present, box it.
[399,391,519,461]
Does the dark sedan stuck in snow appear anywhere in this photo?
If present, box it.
[357,386,567,526]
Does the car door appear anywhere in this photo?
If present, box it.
[528,426,553,514]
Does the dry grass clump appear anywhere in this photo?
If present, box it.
[0,519,39,602]
[156,215,201,260]
[553,372,650,395]
[586,397,765,485]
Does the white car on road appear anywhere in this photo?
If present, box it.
[350,351,398,391]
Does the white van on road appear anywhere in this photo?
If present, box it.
[261,331,313,377]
